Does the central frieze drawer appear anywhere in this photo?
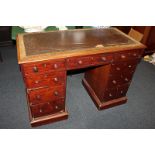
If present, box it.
[66,56,93,70]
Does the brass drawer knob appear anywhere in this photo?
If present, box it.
[54,91,59,96]
[101,57,106,61]
[78,60,83,64]
[128,65,132,68]
[54,64,58,69]
[54,77,58,82]
[33,66,38,72]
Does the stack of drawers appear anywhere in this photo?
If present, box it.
[20,59,66,120]
[102,50,143,102]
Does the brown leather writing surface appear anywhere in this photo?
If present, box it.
[23,28,135,56]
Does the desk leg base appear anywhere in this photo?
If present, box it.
[82,79,127,110]
[29,109,68,127]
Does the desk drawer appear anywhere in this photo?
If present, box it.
[28,86,65,105]
[30,98,65,118]
[111,60,138,74]
[92,54,113,65]
[114,50,143,62]
[21,59,65,76]
[117,83,129,98]
[66,56,93,70]
[129,50,143,59]
[24,71,66,89]
[103,88,118,101]
[107,75,122,87]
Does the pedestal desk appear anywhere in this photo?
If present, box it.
[16,28,145,127]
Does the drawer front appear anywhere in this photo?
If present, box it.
[117,83,129,98]
[114,52,130,62]
[103,88,117,101]
[30,98,65,118]
[114,50,143,62]
[111,60,138,74]
[21,59,66,76]
[66,56,93,70]
[111,63,125,74]
[120,72,133,84]
[24,71,66,89]
[124,61,137,73]
[129,50,143,59]
[107,75,122,87]
[92,54,113,65]
[28,86,65,105]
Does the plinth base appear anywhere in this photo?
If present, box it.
[82,78,127,110]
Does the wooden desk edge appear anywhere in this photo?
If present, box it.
[16,28,146,64]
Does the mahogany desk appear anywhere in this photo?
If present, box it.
[16,28,145,127]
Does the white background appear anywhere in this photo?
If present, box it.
[0,0,155,155]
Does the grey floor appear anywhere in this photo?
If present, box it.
[0,46,155,129]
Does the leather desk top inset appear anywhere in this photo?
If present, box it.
[17,28,145,64]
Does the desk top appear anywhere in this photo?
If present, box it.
[17,28,145,64]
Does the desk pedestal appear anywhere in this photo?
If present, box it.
[82,79,127,110]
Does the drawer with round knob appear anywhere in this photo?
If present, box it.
[24,71,66,89]
[129,50,143,59]
[92,54,113,65]
[114,52,130,62]
[117,83,129,98]
[107,75,122,88]
[21,59,66,76]
[27,86,65,105]
[30,98,65,118]
[66,56,93,70]
[111,63,125,74]
[103,88,118,101]
[120,72,133,84]
[114,50,143,62]
[111,60,138,74]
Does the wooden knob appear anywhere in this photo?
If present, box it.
[54,77,58,82]
[54,91,59,96]
[78,60,83,64]
[125,78,128,82]
[101,57,106,61]
[33,66,38,72]
[36,95,41,99]
[35,80,39,84]
[109,93,112,97]
[54,64,58,69]
[43,63,47,67]
[121,55,126,59]
[116,67,120,71]
[112,80,117,84]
